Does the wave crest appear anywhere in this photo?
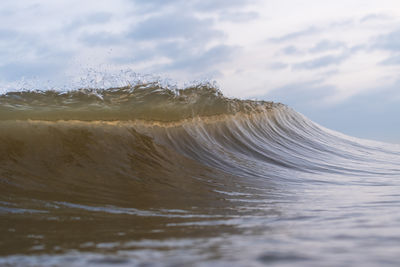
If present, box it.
[0,83,276,122]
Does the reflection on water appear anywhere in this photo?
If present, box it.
[1,86,400,266]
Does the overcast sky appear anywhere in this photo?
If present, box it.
[1,0,400,142]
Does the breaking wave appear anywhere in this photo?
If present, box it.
[1,83,400,266]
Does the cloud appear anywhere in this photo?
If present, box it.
[218,11,259,22]
[360,13,391,23]
[268,62,288,70]
[293,53,349,70]
[309,40,346,53]
[128,0,260,35]
[0,29,19,40]
[269,26,320,43]
[263,79,337,109]
[281,45,301,55]
[129,0,182,13]
[269,20,354,44]
[192,0,256,11]
[112,47,158,64]
[380,54,400,65]
[127,12,223,41]
[0,24,74,83]
[63,12,113,33]
[373,29,400,52]
[116,6,242,76]
[114,40,239,76]
[79,31,123,46]
[0,61,65,81]
[162,44,239,72]
[130,0,256,14]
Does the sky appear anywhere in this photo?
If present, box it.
[0,0,400,143]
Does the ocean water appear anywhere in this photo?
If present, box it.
[1,84,400,266]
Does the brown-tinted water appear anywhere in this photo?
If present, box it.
[1,85,400,266]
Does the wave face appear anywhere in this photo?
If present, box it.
[1,85,400,266]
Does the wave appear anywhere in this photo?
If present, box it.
[1,84,399,204]
[1,84,400,259]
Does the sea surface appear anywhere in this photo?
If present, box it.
[1,84,400,266]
